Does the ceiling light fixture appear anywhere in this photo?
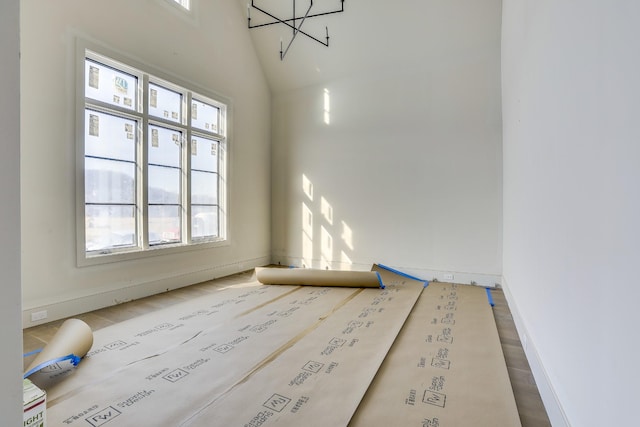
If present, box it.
[247,0,345,60]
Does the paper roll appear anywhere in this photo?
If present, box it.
[25,318,94,376]
[256,268,382,288]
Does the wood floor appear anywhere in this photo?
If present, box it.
[491,288,552,427]
[23,271,551,427]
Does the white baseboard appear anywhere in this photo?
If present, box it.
[501,276,571,427]
[22,256,270,329]
[272,255,502,288]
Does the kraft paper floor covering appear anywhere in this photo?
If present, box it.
[31,266,521,427]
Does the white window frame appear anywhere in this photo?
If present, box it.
[75,39,230,267]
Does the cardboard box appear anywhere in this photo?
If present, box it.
[23,379,46,427]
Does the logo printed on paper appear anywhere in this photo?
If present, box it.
[263,394,291,412]
[329,338,346,347]
[163,368,189,383]
[422,417,440,427]
[85,406,121,427]
[154,323,173,330]
[431,358,451,370]
[214,344,234,353]
[104,341,127,350]
[441,313,456,325]
[40,362,63,373]
[436,335,453,344]
[437,328,454,344]
[302,361,324,373]
[423,390,447,408]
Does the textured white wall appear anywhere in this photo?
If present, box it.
[20,0,271,324]
[271,0,503,285]
[502,1,640,425]
[0,0,22,423]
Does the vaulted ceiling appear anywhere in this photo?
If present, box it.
[238,0,501,93]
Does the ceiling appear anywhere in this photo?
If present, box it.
[240,0,358,92]
[237,0,501,94]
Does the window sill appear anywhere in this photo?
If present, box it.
[77,238,229,267]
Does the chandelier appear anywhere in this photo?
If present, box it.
[248,0,346,60]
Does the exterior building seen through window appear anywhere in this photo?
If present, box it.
[81,50,227,261]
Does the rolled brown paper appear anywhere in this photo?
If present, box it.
[25,318,94,376]
[256,267,382,288]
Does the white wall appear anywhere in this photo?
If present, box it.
[271,0,503,285]
[502,1,640,426]
[0,0,22,423]
[20,0,271,326]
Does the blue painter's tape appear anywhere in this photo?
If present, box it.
[485,287,495,307]
[375,271,385,289]
[377,264,428,287]
[23,353,82,379]
[23,348,43,358]
[377,264,423,282]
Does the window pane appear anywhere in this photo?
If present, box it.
[191,170,217,204]
[149,205,181,245]
[85,110,136,161]
[149,165,180,204]
[85,205,135,251]
[85,59,137,110]
[191,136,218,173]
[192,206,218,239]
[149,125,181,167]
[173,0,190,10]
[149,83,182,123]
[85,157,135,204]
[191,99,219,133]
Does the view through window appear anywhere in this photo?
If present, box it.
[82,50,226,260]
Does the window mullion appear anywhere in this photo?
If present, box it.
[140,73,150,250]
[185,91,192,244]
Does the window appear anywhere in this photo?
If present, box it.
[172,0,190,11]
[79,48,228,264]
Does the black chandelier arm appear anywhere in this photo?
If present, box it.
[247,0,343,60]
[248,0,344,29]
[281,1,314,60]
[249,2,329,49]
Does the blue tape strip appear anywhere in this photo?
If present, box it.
[23,348,43,358]
[377,264,424,282]
[377,263,428,287]
[375,271,385,289]
[23,354,82,379]
[485,287,495,307]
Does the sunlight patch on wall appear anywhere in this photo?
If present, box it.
[340,251,353,270]
[302,174,314,201]
[321,196,333,225]
[300,174,354,270]
[321,225,333,269]
[341,220,354,251]
[323,88,331,125]
[302,202,313,268]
